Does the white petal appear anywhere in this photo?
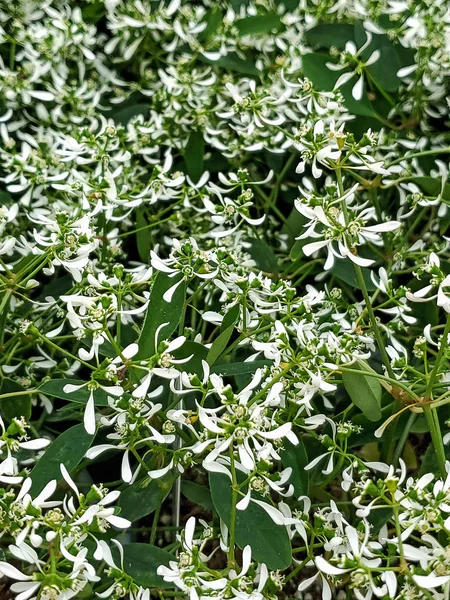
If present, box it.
[413,574,450,589]
[315,555,350,575]
[83,392,96,435]
[352,74,364,101]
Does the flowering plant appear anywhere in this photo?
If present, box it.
[1,1,450,599]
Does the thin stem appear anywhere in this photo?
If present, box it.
[150,501,163,545]
[387,147,450,168]
[335,168,395,380]
[425,313,450,398]
[392,412,417,465]
[227,446,238,570]
[422,405,446,478]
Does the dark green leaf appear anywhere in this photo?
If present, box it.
[181,480,213,510]
[302,52,337,90]
[211,360,271,377]
[137,272,186,359]
[198,8,223,42]
[184,131,205,183]
[173,341,208,377]
[30,424,93,494]
[302,53,377,118]
[82,1,106,23]
[118,475,174,521]
[207,305,240,366]
[221,303,240,331]
[412,176,450,202]
[236,13,282,35]
[305,23,355,49]
[331,260,376,291]
[248,236,278,274]
[282,207,307,251]
[280,439,309,496]
[367,507,393,535]
[39,379,109,406]
[111,103,149,125]
[210,53,260,76]
[343,367,382,422]
[210,473,291,570]
[122,544,173,588]
[0,379,31,421]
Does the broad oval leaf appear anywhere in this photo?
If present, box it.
[207,305,240,366]
[211,360,271,377]
[210,473,292,570]
[0,378,31,421]
[184,131,204,183]
[236,13,282,35]
[331,260,376,292]
[122,544,174,588]
[118,475,174,522]
[181,480,213,511]
[342,368,382,422]
[30,424,94,494]
[137,272,186,359]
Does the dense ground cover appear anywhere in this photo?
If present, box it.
[1,1,450,599]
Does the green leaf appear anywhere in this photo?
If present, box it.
[247,236,278,274]
[210,53,260,76]
[136,208,152,262]
[173,341,208,377]
[0,379,31,421]
[137,272,186,359]
[184,131,205,183]
[207,305,240,366]
[302,53,377,118]
[198,8,223,42]
[30,424,93,494]
[280,439,309,496]
[210,473,292,570]
[122,544,173,588]
[412,176,450,201]
[111,103,149,125]
[419,443,450,476]
[39,379,109,406]
[302,53,337,90]
[221,303,240,331]
[282,207,307,250]
[305,23,355,49]
[82,1,106,23]
[118,475,174,522]
[181,480,213,510]
[236,13,282,35]
[331,260,376,291]
[342,367,382,422]
[211,360,271,377]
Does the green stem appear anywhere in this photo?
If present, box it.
[387,147,450,168]
[425,313,450,398]
[423,405,446,478]
[0,388,38,400]
[227,446,238,570]
[150,501,162,545]
[422,314,450,478]
[335,167,395,379]
[35,332,95,370]
[392,412,417,465]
